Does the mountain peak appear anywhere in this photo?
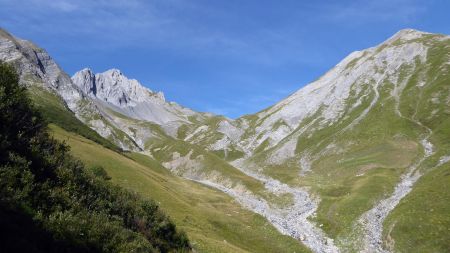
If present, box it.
[79,67,94,74]
[104,68,123,76]
[72,68,96,96]
[395,28,425,35]
[72,68,168,108]
[386,28,430,44]
[71,67,201,124]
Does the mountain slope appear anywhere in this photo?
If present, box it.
[149,29,449,252]
[72,67,249,160]
[72,68,199,124]
[233,29,450,252]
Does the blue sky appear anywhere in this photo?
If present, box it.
[1,0,449,118]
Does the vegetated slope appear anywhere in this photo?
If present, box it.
[50,124,310,253]
[382,159,450,253]
[235,29,450,252]
[378,37,450,253]
[0,63,190,252]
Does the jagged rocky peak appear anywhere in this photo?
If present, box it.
[71,68,96,95]
[72,68,166,107]
[72,67,199,125]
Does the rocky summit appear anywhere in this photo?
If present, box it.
[72,68,194,124]
[1,26,449,253]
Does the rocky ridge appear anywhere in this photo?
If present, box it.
[72,68,198,125]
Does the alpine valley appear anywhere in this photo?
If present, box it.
[1,27,449,253]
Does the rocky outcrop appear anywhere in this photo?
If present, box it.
[72,68,198,125]
[0,28,82,110]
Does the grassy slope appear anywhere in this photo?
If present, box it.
[381,36,450,252]
[177,116,246,161]
[249,35,450,251]
[252,83,420,241]
[50,124,309,253]
[149,137,266,194]
[244,39,433,243]
[383,163,450,253]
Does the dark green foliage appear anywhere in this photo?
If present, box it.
[0,63,190,252]
[0,203,96,253]
[90,166,112,180]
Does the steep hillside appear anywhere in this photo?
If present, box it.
[234,29,450,252]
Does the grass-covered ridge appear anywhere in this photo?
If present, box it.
[0,63,190,252]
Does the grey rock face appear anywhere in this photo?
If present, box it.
[0,28,82,110]
[72,68,97,96]
[72,68,198,125]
